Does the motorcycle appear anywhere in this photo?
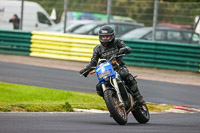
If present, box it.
[81,54,150,125]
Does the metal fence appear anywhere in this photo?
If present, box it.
[0,0,200,34]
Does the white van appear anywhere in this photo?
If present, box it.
[0,0,55,31]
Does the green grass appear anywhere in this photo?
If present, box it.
[0,82,173,112]
[0,82,106,112]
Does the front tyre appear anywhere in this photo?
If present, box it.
[104,89,127,125]
[132,104,150,124]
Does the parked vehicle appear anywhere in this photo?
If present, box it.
[81,54,150,125]
[71,21,144,37]
[45,20,96,33]
[0,0,54,31]
[120,27,200,44]
[158,23,192,30]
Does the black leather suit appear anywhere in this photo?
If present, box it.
[89,39,131,67]
[85,39,139,97]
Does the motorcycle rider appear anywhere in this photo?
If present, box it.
[79,25,145,106]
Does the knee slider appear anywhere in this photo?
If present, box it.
[127,74,137,85]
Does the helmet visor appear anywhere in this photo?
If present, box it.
[101,35,111,41]
[99,35,113,43]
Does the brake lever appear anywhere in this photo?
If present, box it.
[108,54,125,62]
[116,54,125,57]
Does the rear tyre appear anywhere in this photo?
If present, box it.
[132,104,150,124]
[104,89,127,125]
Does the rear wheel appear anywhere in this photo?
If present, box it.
[132,104,150,124]
[104,89,127,125]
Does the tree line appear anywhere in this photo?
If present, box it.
[27,0,200,27]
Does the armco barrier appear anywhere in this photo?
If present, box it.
[0,30,31,55]
[123,39,200,72]
[0,29,199,72]
[30,31,99,62]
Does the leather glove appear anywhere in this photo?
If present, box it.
[79,68,89,77]
[117,47,126,55]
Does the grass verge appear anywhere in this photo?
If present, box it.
[0,82,174,112]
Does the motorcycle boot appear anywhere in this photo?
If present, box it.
[126,74,145,106]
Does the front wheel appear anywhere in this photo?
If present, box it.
[132,104,150,124]
[104,89,127,125]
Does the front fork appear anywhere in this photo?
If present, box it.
[102,78,124,107]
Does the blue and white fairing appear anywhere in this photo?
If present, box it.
[95,62,115,84]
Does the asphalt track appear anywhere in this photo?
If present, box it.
[0,61,200,133]
[0,112,200,133]
[0,61,200,108]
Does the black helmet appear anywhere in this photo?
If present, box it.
[99,25,115,47]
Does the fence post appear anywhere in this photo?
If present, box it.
[107,0,112,25]
[63,0,68,33]
[152,0,158,40]
[20,0,24,30]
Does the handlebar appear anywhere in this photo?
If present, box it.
[80,67,95,77]
[108,54,125,62]
[80,54,125,77]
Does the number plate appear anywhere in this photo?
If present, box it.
[98,70,110,79]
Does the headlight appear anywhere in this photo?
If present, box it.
[98,70,110,79]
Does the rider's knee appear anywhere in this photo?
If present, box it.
[118,67,129,80]
[96,83,101,91]
[97,91,104,97]
[126,74,137,86]
[96,83,103,97]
